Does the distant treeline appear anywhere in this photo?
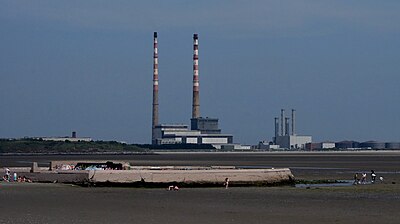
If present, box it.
[0,139,148,154]
[0,139,216,154]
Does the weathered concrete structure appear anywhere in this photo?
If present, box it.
[3,162,294,187]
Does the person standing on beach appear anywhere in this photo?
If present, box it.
[371,170,376,183]
[224,178,229,189]
[5,168,10,181]
[361,173,367,184]
[353,173,359,185]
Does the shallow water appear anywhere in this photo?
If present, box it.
[295,180,354,188]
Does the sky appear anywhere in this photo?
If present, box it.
[1,0,399,144]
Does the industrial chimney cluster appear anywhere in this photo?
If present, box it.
[275,109,296,138]
[272,109,312,149]
[151,32,233,147]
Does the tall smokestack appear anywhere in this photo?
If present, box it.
[192,33,200,119]
[280,109,285,136]
[285,117,290,136]
[274,117,279,143]
[152,32,159,144]
[291,109,296,136]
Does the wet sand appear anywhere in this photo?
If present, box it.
[1,182,399,224]
[1,152,400,223]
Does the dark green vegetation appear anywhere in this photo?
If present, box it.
[0,139,149,154]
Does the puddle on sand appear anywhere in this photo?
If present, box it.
[295,180,354,188]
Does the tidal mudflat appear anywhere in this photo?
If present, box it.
[1,182,399,224]
[1,151,400,223]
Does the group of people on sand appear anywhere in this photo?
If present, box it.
[353,170,382,185]
[2,168,32,183]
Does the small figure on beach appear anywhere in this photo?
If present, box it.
[5,168,10,182]
[379,176,384,182]
[361,173,367,184]
[23,176,32,183]
[13,172,17,182]
[168,185,179,191]
[353,173,359,185]
[371,170,376,183]
[224,178,229,189]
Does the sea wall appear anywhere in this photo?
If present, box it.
[88,168,293,186]
[2,166,294,186]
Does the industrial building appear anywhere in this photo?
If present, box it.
[305,142,335,150]
[334,140,399,150]
[272,109,312,149]
[34,132,92,142]
[335,141,360,149]
[359,141,386,149]
[151,32,233,146]
[153,124,232,145]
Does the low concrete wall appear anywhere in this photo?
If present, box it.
[3,167,294,186]
[89,168,293,185]
[18,170,90,183]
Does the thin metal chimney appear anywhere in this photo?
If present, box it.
[285,117,290,136]
[151,32,159,144]
[274,117,279,143]
[291,109,296,136]
[192,33,200,119]
[280,109,285,136]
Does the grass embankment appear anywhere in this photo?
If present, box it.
[0,139,149,154]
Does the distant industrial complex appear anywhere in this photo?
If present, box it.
[258,109,312,150]
[151,32,234,148]
[4,33,397,151]
[257,109,400,151]
[148,32,399,151]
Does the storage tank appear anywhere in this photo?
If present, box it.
[335,141,360,149]
[385,142,400,149]
[360,141,385,149]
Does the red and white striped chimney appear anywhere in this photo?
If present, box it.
[152,32,159,143]
[192,33,200,119]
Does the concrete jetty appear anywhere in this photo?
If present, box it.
[2,161,294,187]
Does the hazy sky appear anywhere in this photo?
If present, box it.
[1,1,399,144]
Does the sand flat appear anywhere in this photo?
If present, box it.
[1,152,400,223]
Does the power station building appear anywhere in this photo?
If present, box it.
[151,32,233,146]
[273,109,312,149]
[153,124,233,145]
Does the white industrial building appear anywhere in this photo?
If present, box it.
[39,137,92,142]
[274,135,312,150]
[319,142,335,149]
[257,141,280,150]
[34,132,92,142]
[153,124,233,146]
